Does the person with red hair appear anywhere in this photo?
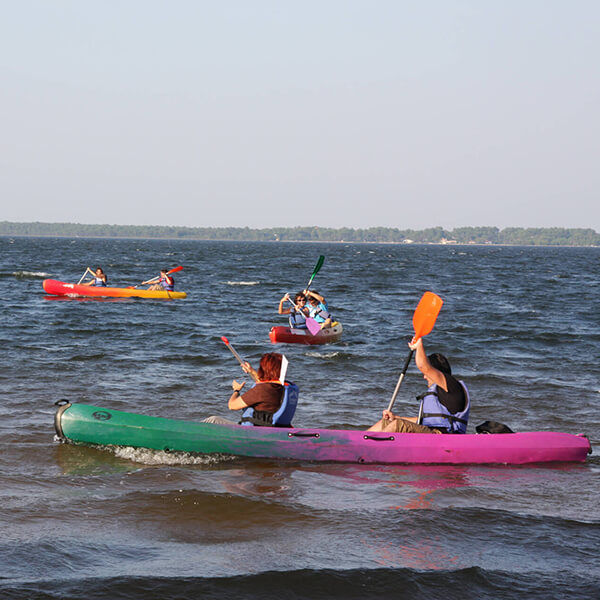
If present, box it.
[203,353,284,425]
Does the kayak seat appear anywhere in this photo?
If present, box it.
[241,381,299,428]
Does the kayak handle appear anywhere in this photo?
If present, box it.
[288,432,320,438]
[363,434,396,442]
[54,399,71,406]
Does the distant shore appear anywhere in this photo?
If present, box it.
[1,221,599,247]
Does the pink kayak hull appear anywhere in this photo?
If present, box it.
[263,429,592,465]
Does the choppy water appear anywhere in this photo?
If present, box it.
[1,237,599,599]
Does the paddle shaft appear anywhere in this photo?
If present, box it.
[386,349,414,412]
[77,268,92,285]
[221,336,261,383]
[221,336,245,367]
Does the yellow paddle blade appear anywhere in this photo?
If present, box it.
[412,291,443,340]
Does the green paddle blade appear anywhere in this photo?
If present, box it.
[306,255,325,288]
[312,255,325,276]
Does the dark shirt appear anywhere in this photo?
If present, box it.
[241,382,284,413]
[437,374,467,414]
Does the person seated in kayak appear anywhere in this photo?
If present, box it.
[367,337,470,434]
[202,353,284,425]
[278,292,308,329]
[144,269,174,291]
[304,289,333,330]
[82,267,107,287]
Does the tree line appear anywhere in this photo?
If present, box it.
[1,221,598,246]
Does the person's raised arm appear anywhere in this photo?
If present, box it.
[278,294,292,315]
[304,289,325,304]
[408,338,447,390]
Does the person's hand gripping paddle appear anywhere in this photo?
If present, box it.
[221,336,255,390]
[386,291,444,413]
[221,336,288,384]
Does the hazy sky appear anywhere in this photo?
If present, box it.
[1,1,598,230]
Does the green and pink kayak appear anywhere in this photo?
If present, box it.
[54,402,592,465]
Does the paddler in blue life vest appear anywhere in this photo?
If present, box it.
[144,269,175,291]
[367,337,470,434]
[202,353,286,426]
[82,267,107,287]
[304,289,333,330]
[278,292,309,329]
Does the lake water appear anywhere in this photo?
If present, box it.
[1,237,598,599]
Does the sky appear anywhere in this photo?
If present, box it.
[1,0,598,231]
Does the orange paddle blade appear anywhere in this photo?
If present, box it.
[412,291,443,340]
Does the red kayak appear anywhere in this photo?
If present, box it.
[269,322,343,345]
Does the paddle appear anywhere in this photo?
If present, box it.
[305,255,325,293]
[279,256,324,335]
[77,267,93,285]
[386,291,444,413]
[301,255,326,333]
[221,336,245,368]
[222,336,288,384]
[129,266,183,288]
[305,317,322,336]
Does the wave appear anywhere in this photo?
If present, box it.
[1,567,597,600]
[305,351,342,359]
[6,271,51,279]
[112,445,236,466]
[224,280,260,286]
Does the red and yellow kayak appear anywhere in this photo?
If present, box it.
[43,279,187,299]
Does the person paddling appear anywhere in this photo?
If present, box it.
[143,269,174,291]
[82,267,107,287]
[304,289,333,330]
[367,337,470,434]
[203,353,285,426]
[278,292,309,329]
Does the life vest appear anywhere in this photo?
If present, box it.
[93,277,106,287]
[160,276,174,291]
[309,302,331,323]
[240,381,299,427]
[419,381,470,433]
[289,309,307,329]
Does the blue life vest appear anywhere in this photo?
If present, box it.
[240,381,299,427]
[289,309,307,329]
[160,276,174,291]
[420,381,470,433]
[93,277,106,287]
[310,302,331,323]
